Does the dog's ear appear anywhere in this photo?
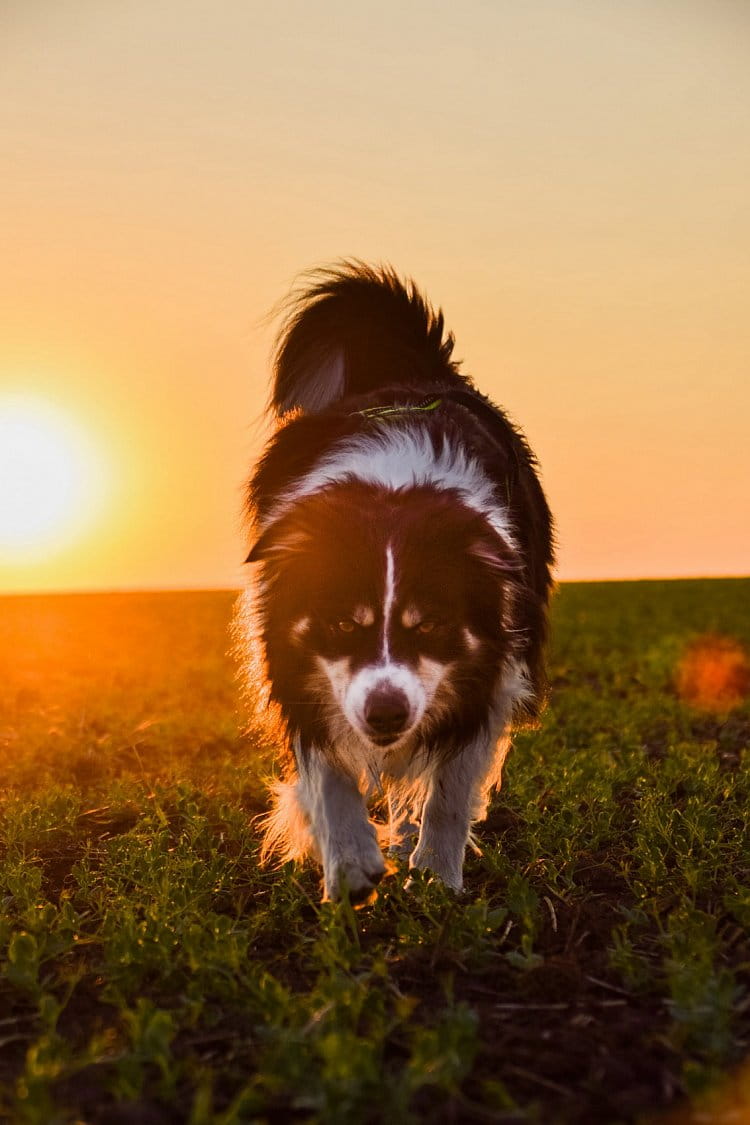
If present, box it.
[469,530,522,576]
[245,519,311,564]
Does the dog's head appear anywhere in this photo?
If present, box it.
[248,483,519,752]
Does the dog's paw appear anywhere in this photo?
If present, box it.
[323,834,387,903]
[408,843,464,893]
[326,857,386,904]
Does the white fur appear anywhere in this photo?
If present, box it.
[408,733,503,890]
[318,657,433,744]
[295,746,386,900]
[261,427,517,548]
[406,674,516,889]
[259,777,316,864]
[257,660,526,895]
[382,543,395,660]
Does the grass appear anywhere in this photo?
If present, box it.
[0,580,749,1124]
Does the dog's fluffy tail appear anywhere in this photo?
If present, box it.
[271,260,460,416]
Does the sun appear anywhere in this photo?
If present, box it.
[0,394,104,560]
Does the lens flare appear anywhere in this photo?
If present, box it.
[676,634,750,713]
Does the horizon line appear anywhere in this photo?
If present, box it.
[1,573,749,598]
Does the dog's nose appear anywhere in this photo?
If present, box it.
[365,688,409,741]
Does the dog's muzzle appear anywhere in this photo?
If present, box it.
[364,686,410,744]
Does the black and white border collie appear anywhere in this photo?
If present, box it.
[237,263,554,902]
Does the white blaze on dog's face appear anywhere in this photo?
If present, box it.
[314,544,455,746]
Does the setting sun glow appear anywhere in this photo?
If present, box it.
[0,395,104,561]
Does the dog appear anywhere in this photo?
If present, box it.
[237,262,554,901]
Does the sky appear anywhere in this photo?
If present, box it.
[1,0,748,592]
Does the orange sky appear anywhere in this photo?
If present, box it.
[1,1,749,592]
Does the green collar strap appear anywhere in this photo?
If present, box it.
[355,395,442,421]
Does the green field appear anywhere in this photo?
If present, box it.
[1,581,749,1124]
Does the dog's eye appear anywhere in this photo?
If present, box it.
[338,619,356,633]
[417,620,436,634]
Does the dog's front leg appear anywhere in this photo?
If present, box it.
[298,751,385,902]
[409,737,500,892]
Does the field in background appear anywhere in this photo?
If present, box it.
[1,581,749,1124]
